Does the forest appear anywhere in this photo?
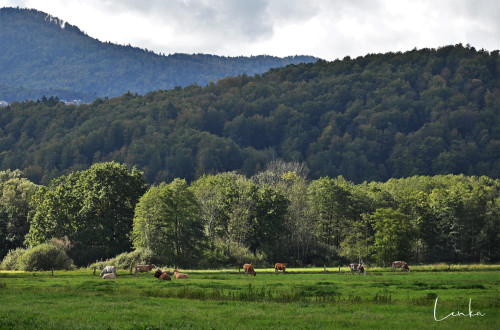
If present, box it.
[0,162,499,269]
[0,44,499,185]
[0,7,316,102]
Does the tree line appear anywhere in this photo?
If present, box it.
[0,44,498,185]
[1,161,499,268]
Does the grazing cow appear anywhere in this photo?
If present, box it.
[243,263,256,276]
[392,261,411,272]
[173,269,189,279]
[275,263,286,275]
[133,264,156,276]
[100,265,117,277]
[153,268,172,281]
[102,273,116,279]
[349,263,366,275]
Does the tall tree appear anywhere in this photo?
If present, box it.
[0,170,38,259]
[370,207,415,265]
[132,178,206,267]
[26,162,146,265]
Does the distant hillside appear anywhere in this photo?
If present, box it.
[0,7,317,102]
[0,44,498,185]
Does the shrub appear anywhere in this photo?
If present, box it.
[47,236,72,252]
[89,248,161,270]
[0,247,27,270]
[17,243,73,271]
[224,240,267,267]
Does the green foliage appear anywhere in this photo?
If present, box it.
[370,208,415,265]
[88,248,160,270]
[17,243,73,271]
[3,44,497,185]
[132,179,206,267]
[0,247,27,270]
[0,170,38,259]
[25,162,146,266]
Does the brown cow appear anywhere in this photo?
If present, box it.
[154,268,171,281]
[349,263,366,275]
[132,264,156,276]
[392,261,411,272]
[243,263,256,276]
[275,263,286,275]
[173,269,189,279]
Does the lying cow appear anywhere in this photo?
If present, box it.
[132,264,156,276]
[153,268,171,281]
[102,273,116,279]
[243,263,256,276]
[275,263,286,275]
[100,265,117,277]
[349,263,366,275]
[173,269,189,279]
[392,261,411,272]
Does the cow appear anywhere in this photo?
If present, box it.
[349,263,366,275]
[153,268,172,281]
[102,273,116,279]
[392,261,411,272]
[132,264,156,276]
[173,269,189,279]
[275,263,286,275]
[100,265,117,277]
[243,263,256,276]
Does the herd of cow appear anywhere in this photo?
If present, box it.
[99,261,411,280]
[99,264,189,280]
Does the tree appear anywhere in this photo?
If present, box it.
[246,186,289,261]
[0,170,38,259]
[191,173,238,250]
[26,162,146,266]
[279,171,317,264]
[309,176,355,249]
[370,207,415,265]
[132,178,206,267]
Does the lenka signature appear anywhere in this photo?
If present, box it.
[434,297,486,321]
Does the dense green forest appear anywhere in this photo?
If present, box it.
[0,44,499,184]
[1,163,499,268]
[0,7,316,102]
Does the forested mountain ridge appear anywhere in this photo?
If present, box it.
[0,7,317,102]
[0,44,499,185]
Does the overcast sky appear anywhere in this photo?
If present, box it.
[1,0,499,60]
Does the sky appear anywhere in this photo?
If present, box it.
[1,0,499,61]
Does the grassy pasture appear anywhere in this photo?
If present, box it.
[0,266,498,329]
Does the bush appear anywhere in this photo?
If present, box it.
[89,248,161,270]
[0,247,27,270]
[224,240,267,267]
[17,243,73,271]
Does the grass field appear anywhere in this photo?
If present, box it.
[0,265,498,329]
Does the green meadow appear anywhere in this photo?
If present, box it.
[0,265,498,329]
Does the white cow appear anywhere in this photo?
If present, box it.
[102,273,116,279]
[100,265,117,277]
[349,263,366,275]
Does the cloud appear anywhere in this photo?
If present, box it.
[1,0,498,60]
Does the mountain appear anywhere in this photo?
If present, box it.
[0,44,498,185]
[0,7,317,102]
